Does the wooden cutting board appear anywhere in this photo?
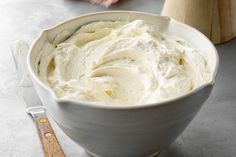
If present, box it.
[161,0,236,44]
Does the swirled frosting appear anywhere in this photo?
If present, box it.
[46,20,210,106]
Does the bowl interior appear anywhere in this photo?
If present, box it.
[28,11,219,104]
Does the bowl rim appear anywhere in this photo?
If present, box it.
[27,10,219,110]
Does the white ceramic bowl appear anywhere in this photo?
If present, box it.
[27,11,219,157]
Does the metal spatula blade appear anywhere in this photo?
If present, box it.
[11,40,46,119]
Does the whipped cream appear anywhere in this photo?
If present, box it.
[45,20,210,106]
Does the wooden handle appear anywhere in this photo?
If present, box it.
[36,117,66,157]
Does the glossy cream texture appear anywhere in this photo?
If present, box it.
[46,20,210,106]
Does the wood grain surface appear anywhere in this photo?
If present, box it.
[36,117,65,157]
[161,0,236,44]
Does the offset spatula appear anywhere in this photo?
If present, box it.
[11,40,65,157]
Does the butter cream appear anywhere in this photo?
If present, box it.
[45,20,210,106]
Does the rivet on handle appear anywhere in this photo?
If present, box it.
[45,132,53,137]
[39,118,48,123]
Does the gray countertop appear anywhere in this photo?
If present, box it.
[0,0,235,157]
